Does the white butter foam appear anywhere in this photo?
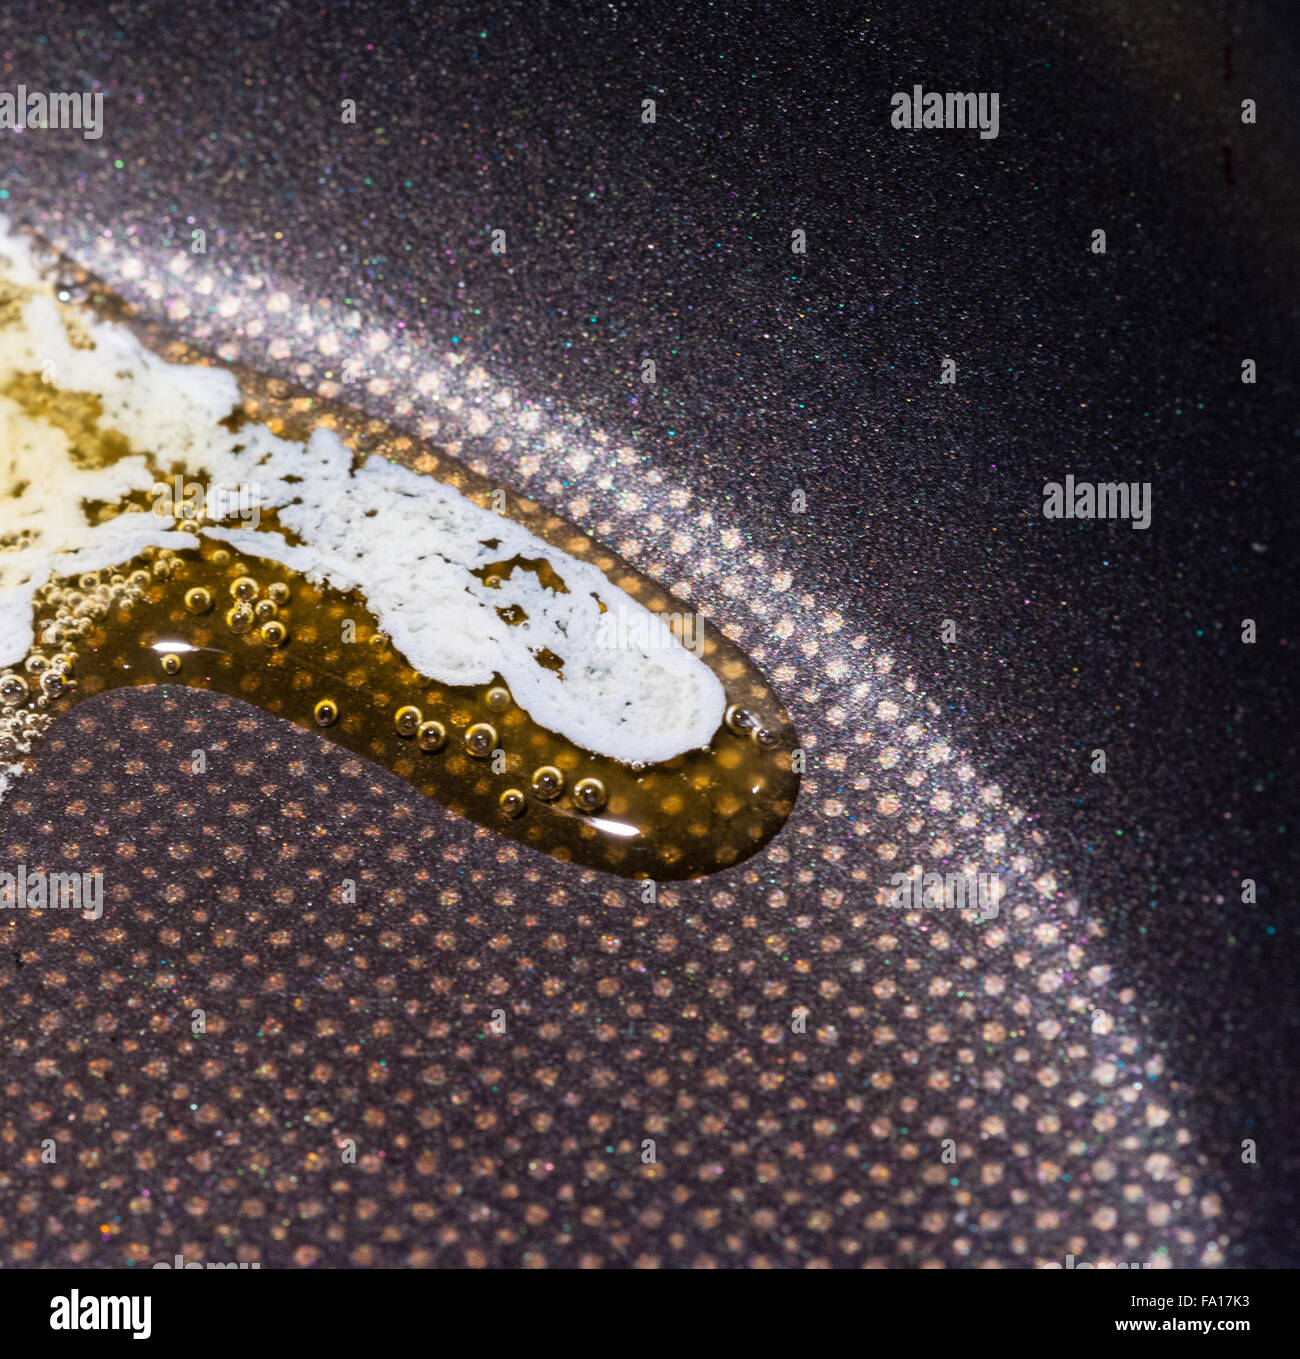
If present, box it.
[0,221,725,765]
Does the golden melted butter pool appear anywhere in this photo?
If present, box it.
[0,238,800,880]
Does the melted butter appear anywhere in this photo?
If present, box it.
[0,251,800,880]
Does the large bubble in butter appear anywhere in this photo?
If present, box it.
[0,222,800,879]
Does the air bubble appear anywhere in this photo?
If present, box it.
[725,704,757,735]
[416,720,447,752]
[572,777,607,812]
[485,686,511,712]
[465,722,497,757]
[531,765,564,800]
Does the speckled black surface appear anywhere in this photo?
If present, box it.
[0,0,1296,1267]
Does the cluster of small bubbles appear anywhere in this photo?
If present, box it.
[726,703,780,748]
[0,550,186,768]
[0,534,128,748]
[724,704,757,736]
[218,573,290,647]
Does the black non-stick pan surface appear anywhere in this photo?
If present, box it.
[0,0,1295,1271]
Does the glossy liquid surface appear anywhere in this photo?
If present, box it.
[0,251,800,879]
